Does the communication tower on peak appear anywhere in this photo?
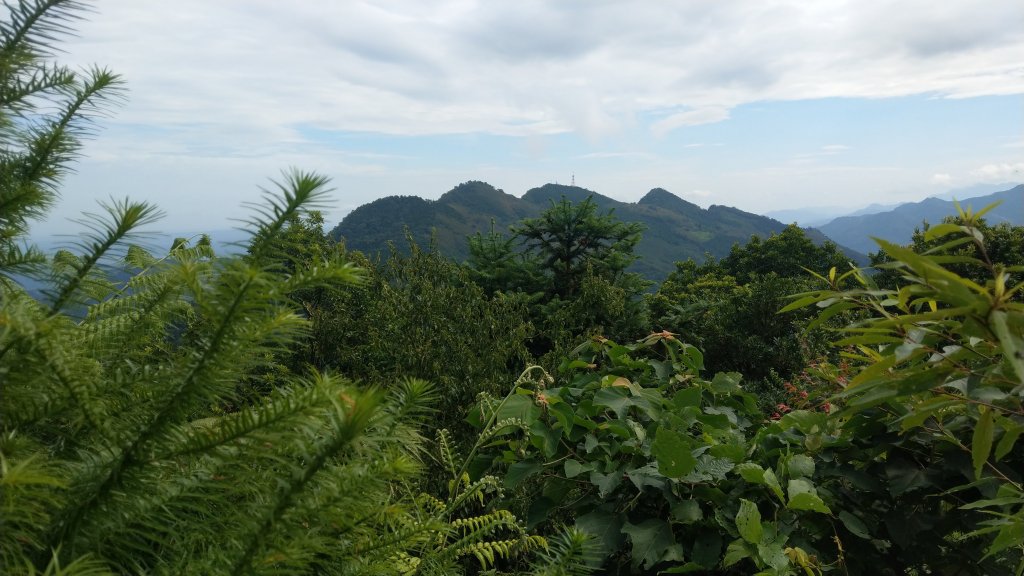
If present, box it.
[571,173,575,186]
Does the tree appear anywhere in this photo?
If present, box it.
[1,0,123,285]
[1,5,558,574]
[717,224,851,284]
[467,197,650,359]
[511,196,645,300]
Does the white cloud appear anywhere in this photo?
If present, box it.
[651,107,732,136]
[971,163,1024,182]
[821,145,851,154]
[59,0,1024,149]
[931,173,953,185]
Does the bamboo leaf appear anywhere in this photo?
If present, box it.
[972,406,995,480]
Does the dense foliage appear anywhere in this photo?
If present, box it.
[3,2,1023,575]
[650,225,850,383]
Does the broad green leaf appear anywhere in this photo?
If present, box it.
[786,455,815,478]
[622,519,674,571]
[735,499,763,544]
[838,511,871,539]
[899,396,959,432]
[672,500,703,524]
[972,406,995,480]
[763,468,786,503]
[589,470,623,498]
[984,520,1024,560]
[991,310,1024,383]
[575,508,625,561]
[678,454,735,483]
[564,459,592,478]
[722,539,751,568]
[549,402,574,436]
[652,427,697,478]
[495,395,541,428]
[735,462,766,484]
[505,459,543,488]
[778,410,827,434]
[786,478,830,513]
[885,457,932,496]
[530,419,561,458]
[710,372,742,394]
[672,386,703,410]
[787,492,831,514]
[626,463,667,491]
[691,531,722,567]
[757,542,789,570]
[995,423,1023,462]
[593,387,632,419]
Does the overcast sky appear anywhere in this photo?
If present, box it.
[34,0,1024,236]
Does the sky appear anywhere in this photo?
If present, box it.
[31,0,1024,236]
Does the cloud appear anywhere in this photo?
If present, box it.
[971,163,1024,182]
[793,144,851,162]
[651,107,731,136]
[821,145,851,154]
[931,173,953,185]
[59,0,1023,151]
[573,152,650,160]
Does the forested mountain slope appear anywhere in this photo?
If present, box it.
[330,181,865,280]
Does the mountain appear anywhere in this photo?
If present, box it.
[817,184,1024,255]
[763,206,846,227]
[330,181,867,281]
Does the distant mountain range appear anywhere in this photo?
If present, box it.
[764,182,1018,227]
[816,184,1023,255]
[329,181,867,281]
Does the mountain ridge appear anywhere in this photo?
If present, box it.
[817,184,1023,254]
[330,181,868,281]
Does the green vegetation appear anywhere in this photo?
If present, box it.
[330,182,865,283]
[2,2,1023,575]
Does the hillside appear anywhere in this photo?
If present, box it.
[818,184,1024,254]
[330,181,866,281]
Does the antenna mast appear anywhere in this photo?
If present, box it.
[571,173,575,186]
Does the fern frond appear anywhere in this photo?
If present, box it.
[530,528,597,576]
[445,475,503,516]
[436,428,459,479]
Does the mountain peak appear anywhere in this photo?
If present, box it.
[438,180,504,203]
[521,183,616,207]
[638,188,701,212]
